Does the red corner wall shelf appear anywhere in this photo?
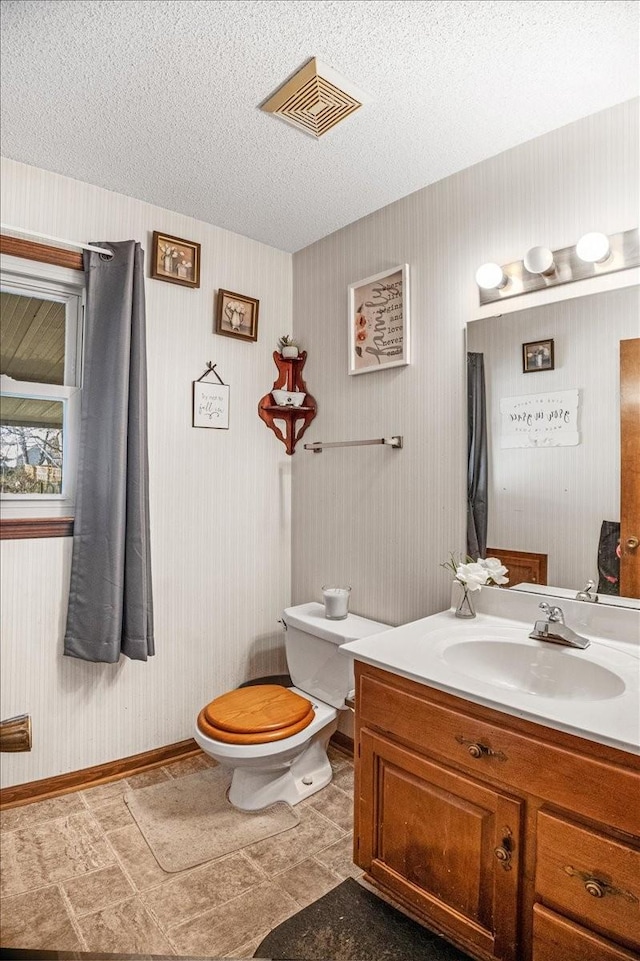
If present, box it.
[258,351,317,455]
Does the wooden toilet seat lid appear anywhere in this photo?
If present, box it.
[197,685,315,744]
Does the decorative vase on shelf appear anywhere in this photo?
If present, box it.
[454,583,476,619]
[281,346,299,359]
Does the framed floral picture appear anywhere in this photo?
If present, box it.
[215,289,259,342]
[522,338,554,373]
[348,264,410,375]
[151,231,201,288]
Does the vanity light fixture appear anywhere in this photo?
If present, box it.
[475,262,508,290]
[523,246,555,275]
[576,231,611,264]
[475,227,639,306]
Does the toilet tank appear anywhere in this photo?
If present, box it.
[282,602,391,708]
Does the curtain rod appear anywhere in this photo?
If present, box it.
[0,224,114,258]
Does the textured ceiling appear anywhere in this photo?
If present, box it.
[0,0,638,252]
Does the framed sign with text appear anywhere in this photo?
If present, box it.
[348,264,410,375]
[500,389,579,448]
[193,380,230,429]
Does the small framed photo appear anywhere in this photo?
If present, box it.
[151,231,201,287]
[522,338,554,373]
[193,380,230,429]
[348,264,410,375]
[215,289,259,342]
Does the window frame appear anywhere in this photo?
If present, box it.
[0,236,85,538]
[1,378,79,505]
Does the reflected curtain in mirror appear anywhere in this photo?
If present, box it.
[64,241,154,663]
[467,352,487,559]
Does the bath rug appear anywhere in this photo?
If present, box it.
[124,767,299,872]
[253,877,474,961]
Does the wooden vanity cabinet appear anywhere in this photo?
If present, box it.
[353,662,640,961]
[358,729,522,960]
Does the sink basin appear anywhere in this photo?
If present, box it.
[442,640,626,700]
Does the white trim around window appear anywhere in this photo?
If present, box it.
[1,256,85,519]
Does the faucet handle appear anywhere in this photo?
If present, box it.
[575,579,599,602]
[539,602,563,623]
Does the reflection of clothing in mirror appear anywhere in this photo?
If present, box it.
[597,520,620,595]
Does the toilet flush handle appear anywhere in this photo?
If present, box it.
[278,618,288,631]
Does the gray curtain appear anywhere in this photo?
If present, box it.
[467,352,487,559]
[64,241,154,663]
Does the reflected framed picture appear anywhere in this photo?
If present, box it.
[522,338,554,373]
[215,289,259,342]
[348,264,409,375]
[151,231,201,288]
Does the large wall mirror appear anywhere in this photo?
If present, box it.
[467,285,639,606]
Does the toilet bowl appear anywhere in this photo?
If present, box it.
[194,602,390,811]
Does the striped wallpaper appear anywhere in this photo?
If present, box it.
[0,159,292,787]
[1,97,638,787]
[291,99,638,627]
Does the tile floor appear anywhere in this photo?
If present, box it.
[0,747,360,958]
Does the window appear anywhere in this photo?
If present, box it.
[1,253,84,526]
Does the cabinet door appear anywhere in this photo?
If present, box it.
[357,728,523,961]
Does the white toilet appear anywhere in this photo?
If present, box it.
[194,602,390,811]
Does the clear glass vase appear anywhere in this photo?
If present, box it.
[455,583,476,618]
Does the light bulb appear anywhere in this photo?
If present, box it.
[475,262,507,290]
[576,232,610,264]
[524,246,555,275]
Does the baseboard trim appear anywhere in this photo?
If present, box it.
[1,732,354,809]
[0,738,201,809]
[330,730,354,757]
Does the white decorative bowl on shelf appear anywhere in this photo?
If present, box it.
[271,389,306,407]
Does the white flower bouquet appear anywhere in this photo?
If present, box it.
[441,554,509,616]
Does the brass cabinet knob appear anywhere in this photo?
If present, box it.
[585,879,605,898]
[626,535,639,551]
[494,845,512,865]
[455,736,508,761]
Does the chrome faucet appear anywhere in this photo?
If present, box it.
[529,602,590,649]
[575,579,599,603]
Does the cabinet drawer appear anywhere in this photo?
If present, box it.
[533,904,639,961]
[536,809,640,950]
[357,665,640,835]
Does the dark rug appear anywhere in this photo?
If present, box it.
[253,878,475,960]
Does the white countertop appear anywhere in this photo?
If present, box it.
[340,599,640,756]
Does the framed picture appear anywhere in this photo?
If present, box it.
[193,380,230,429]
[151,231,201,288]
[348,264,410,375]
[523,338,555,373]
[215,289,259,342]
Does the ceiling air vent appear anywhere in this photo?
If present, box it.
[261,58,364,138]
